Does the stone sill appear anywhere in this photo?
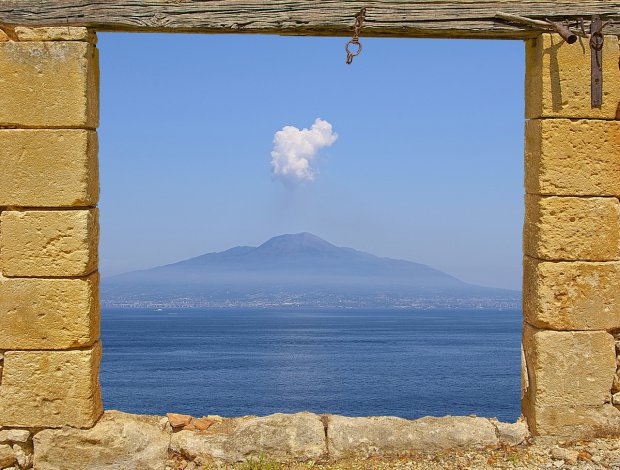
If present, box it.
[30,410,529,469]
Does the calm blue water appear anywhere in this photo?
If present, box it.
[101,308,522,422]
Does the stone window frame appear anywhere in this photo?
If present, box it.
[0,19,620,441]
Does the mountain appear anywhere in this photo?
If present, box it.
[101,233,520,309]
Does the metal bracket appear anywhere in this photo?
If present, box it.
[494,12,579,43]
[590,15,604,108]
[496,12,611,109]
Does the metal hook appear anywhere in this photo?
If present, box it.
[345,40,362,64]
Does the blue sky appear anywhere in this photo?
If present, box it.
[98,33,525,290]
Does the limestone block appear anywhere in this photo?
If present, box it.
[0,30,9,42]
[0,430,30,444]
[524,195,620,261]
[0,343,102,428]
[493,419,529,446]
[326,415,498,460]
[13,27,96,43]
[525,404,620,438]
[525,34,620,119]
[0,444,16,468]
[525,119,620,196]
[522,324,615,411]
[170,412,327,463]
[0,273,99,349]
[0,41,98,127]
[13,443,32,469]
[0,209,98,277]
[0,129,98,207]
[523,257,620,330]
[34,411,169,470]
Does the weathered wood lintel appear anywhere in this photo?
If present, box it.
[1,1,620,39]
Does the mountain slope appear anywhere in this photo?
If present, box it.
[102,233,520,308]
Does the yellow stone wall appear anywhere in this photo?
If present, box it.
[523,33,620,437]
[525,34,620,119]
[0,27,102,429]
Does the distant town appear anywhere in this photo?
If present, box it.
[102,294,521,310]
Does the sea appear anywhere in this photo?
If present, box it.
[100,308,522,422]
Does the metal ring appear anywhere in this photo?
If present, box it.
[345,40,362,57]
[590,31,604,50]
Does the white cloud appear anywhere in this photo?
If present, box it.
[270,118,338,187]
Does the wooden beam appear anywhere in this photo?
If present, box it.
[1,1,620,39]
